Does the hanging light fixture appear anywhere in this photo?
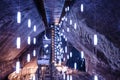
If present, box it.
[81,51,84,59]
[94,75,98,80]
[16,37,21,49]
[94,34,98,45]
[62,29,64,33]
[74,23,77,30]
[16,61,20,73]
[74,62,77,70]
[70,19,72,25]
[65,7,67,12]
[44,44,49,48]
[63,57,66,61]
[63,72,66,80]
[33,49,36,56]
[17,11,21,23]
[67,6,69,11]
[67,55,69,59]
[33,25,36,32]
[67,27,70,32]
[27,36,31,45]
[70,52,72,57]
[28,19,31,28]
[67,74,69,80]
[27,54,30,62]
[81,4,84,12]
[32,74,35,80]
[65,46,67,53]
[70,75,72,80]
[33,37,36,45]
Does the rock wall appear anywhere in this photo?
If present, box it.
[62,0,120,79]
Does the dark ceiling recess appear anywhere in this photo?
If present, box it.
[34,0,48,28]
[59,0,76,23]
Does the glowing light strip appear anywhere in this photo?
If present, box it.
[32,74,35,80]
[70,52,72,57]
[28,19,31,28]
[62,29,64,33]
[81,51,84,58]
[16,37,21,49]
[17,11,21,23]
[33,37,36,44]
[44,44,48,48]
[74,23,77,30]
[94,75,98,80]
[70,20,72,25]
[27,54,30,62]
[94,34,98,45]
[67,6,69,11]
[16,61,20,73]
[67,27,70,32]
[63,58,66,61]
[27,36,31,45]
[33,50,36,56]
[74,62,77,70]
[63,73,66,80]
[70,75,72,80]
[81,4,84,12]
[65,46,67,53]
[33,25,36,32]
[67,75,69,80]
[67,55,69,59]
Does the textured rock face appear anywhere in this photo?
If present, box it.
[0,0,45,79]
[62,0,120,79]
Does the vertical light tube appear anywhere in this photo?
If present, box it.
[16,61,20,73]
[67,55,69,59]
[27,36,31,45]
[67,27,70,32]
[33,25,36,32]
[67,6,69,11]
[65,46,67,53]
[70,75,72,80]
[16,37,21,49]
[94,75,98,80]
[81,51,84,59]
[33,37,36,44]
[63,73,66,80]
[65,17,67,21]
[94,34,98,45]
[17,11,21,23]
[74,23,77,30]
[32,74,35,80]
[63,57,66,61]
[65,7,67,12]
[27,54,30,62]
[74,62,77,70]
[70,52,72,57]
[62,29,64,33]
[28,19,31,28]
[81,4,84,12]
[70,20,72,25]
[33,49,36,56]
[67,74,69,80]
